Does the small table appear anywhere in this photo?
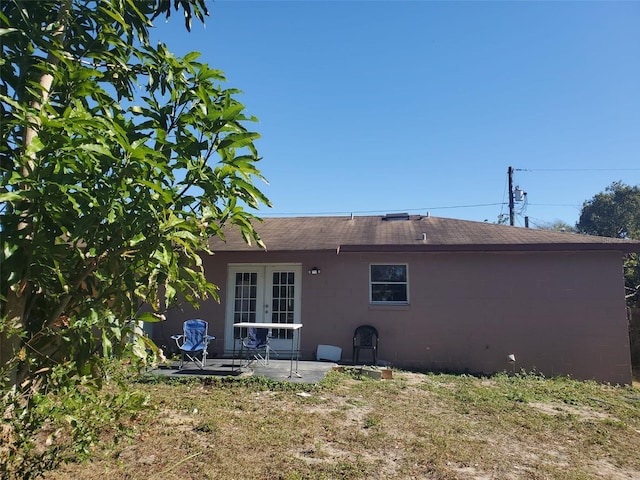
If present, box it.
[232,322,303,378]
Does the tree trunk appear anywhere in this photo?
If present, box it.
[1,0,71,388]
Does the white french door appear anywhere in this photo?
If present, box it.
[224,264,302,353]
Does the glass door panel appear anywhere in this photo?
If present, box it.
[269,269,296,340]
[225,264,301,353]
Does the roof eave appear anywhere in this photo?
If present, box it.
[337,243,640,254]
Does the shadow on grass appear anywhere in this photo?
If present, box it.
[155,365,244,377]
[173,369,243,377]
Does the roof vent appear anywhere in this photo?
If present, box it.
[382,213,410,221]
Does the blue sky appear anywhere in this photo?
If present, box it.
[150,1,640,227]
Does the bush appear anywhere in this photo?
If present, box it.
[1,363,148,480]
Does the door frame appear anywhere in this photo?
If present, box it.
[224,263,302,354]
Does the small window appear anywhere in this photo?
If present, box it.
[370,264,408,304]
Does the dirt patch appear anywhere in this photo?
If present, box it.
[587,459,640,480]
[40,371,640,480]
[529,402,614,421]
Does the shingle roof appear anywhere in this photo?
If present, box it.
[209,214,640,253]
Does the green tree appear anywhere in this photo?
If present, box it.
[1,1,269,474]
[535,220,576,233]
[577,181,640,239]
[576,182,640,306]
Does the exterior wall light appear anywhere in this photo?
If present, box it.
[308,267,321,275]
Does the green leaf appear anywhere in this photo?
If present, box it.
[217,132,260,151]
[183,51,201,63]
[165,284,177,305]
[25,136,45,156]
[137,312,166,323]
[129,233,147,246]
[131,337,148,361]
[78,143,113,156]
[0,191,27,203]
[101,333,113,358]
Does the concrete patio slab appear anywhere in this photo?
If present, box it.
[151,358,337,384]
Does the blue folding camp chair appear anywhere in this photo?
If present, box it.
[171,319,215,369]
[241,327,278,366]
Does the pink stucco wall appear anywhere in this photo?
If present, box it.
[154,249,632,384]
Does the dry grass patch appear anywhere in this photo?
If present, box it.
[42,370,640,480]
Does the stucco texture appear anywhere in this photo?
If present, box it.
[155,249,632,385]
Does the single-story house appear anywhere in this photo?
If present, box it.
[153,214,640,384]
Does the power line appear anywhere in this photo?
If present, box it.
[526,218,550,229]
[517,168,640,172]
[528,203,582,208]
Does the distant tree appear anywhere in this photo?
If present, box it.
[1,1,269,475]
[536,220,576,233]
[576,182,640,239]
[576,182,640,306]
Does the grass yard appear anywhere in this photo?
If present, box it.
[44,369,640,480]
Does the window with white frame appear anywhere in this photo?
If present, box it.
[370,264,408,304]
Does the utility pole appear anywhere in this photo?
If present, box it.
[508,166,515,226]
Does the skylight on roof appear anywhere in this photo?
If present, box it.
[382,213,410,221]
